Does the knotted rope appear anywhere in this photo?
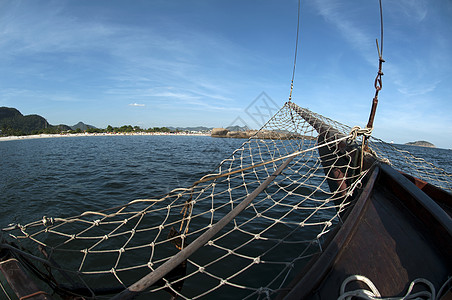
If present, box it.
[348,126,373,143]
[338,274,452,300]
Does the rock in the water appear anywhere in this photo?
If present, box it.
[405,141,435,148]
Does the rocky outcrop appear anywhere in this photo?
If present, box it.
[405,141,435,148]
[211,128,230,137]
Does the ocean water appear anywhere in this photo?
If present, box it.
[2,136,450,229]
[0,135,244,229]
[399,144,452,174]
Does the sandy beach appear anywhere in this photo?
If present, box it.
[0,132,210,142]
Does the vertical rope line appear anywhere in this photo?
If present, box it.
[378,0,383,57]
[288,0,301,102]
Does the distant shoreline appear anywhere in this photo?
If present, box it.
[0,132,210,142]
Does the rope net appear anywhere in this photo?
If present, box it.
[1,101,451,299]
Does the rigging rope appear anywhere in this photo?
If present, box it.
[288,0,301,103]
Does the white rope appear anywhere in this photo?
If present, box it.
[338,275,439,300]
[193,133,352,186]
[348,126,373,142]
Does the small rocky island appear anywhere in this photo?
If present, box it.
[405,141,435,148]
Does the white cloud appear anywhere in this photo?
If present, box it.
[396,82,439,97]
[129,103,145,107]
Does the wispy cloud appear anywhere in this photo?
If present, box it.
[383,1,451,103]
[129,103,145,107]
[396,81,439,97]
[310,0,375,63]
[0,88,83,104]
[150,89,240,111]
[0,1,248,117]
[390,0,428,23]
[0,2,115,56]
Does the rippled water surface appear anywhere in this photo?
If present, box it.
[0,135,244,228]
[1,136,451,228]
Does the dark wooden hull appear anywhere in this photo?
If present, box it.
[0,256,52,299]
[281,163,452,299]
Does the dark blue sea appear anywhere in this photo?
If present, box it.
[0,135,246,229]
[1,135,451,234]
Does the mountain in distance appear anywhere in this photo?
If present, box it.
[0,107,96,135]
[71,121,96,131]
[0,107,50,134]
[0,107,21,119]
[54,124,73,131]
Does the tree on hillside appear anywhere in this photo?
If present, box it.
[119,125,133,132]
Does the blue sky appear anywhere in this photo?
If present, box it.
[0,0,451,148]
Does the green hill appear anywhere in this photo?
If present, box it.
[71,121,96,131]
[0,107,50,135]
[0,107,100,136]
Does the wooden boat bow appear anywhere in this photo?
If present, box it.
[280,162,452,299]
